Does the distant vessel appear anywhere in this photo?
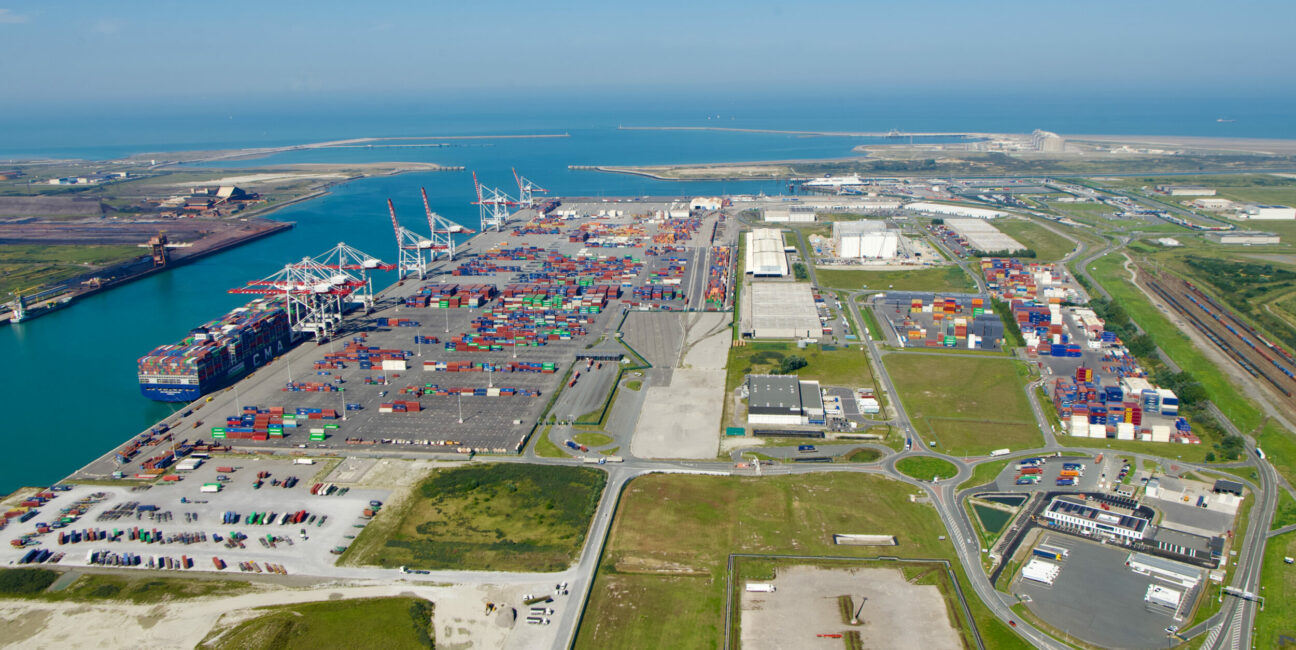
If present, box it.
[137,297,294,402]
[1217,118,1236,123]
[8,292,75,324]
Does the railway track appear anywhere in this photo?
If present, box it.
[1145,274,1296,401]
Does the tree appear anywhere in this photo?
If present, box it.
[777,355,808,375]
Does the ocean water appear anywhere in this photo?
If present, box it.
[1,93,1293,492]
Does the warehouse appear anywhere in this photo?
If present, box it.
[833,221,899,259]
[1206,231,1280,245]
[1043,495,1149,541]
[762,206,817,223]
[745,229,789,277]
[1125,552,1202,588]
[1145,584,1181,609]
[1213,479,1244,497]
[1237,204,1295,220]
[745,374,825,425]
[1156,185,1216,196]
[905,202,1007,219]
[1147,527,1225,566]
[747,282,822,339]
[945,218,1025,253]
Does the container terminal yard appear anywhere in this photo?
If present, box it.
[70,195,734,475]
[0,173,1288,650]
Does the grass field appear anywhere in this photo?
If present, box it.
[859,302,884,339]
[1257,420,1296,490]
[1057,435,1214,463]
[1087,252,1262,432]
[343,464,605,571]
[725,341,874,399]
[844,447,883,463]
[532,425,565,458]
[1254,530,1296,649]
[958,458,1015,491]
[0,244,145,295]
[201,597,434,650]
[0,570,251,603]
[574,432,614,447]
[992,220,1075,261]
[882,354,1042,456]
[574,472,1027,650]
[814,266,975,293]
[895,456,958,481]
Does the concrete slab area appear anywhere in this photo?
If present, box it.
[740,566,961,650]
[1013,536,1198,648]
[630,368,723,459]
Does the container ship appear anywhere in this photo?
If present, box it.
[138,297,294,402]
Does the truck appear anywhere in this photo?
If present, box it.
[293,458,315,465]
[1055,478,1076,486]
[1058,470,1080,478]
[1019,467,1043,475]
[989,448,1011,457]
[1033,545,1068,561]
[745,583,776,593]
[200,483,222,493]
[797,444,817,453]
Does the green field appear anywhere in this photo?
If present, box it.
[1058,434,1215,464]
[725,341,874,397]
[0,570,251,603]
[1254,531,1296,649]
[895,456,959,481]
[844,447,883,463]
[0,244,145,296]
[1086,252,1263,432]
[992,220,1076,261]
[532,425,565,458]
[958,457,1015,491]
[882,354,1042,456]
[1257,420,1296,491]
[574,472,1028,650]
[342,464,605,571]
[201,597,434,650]
[574,432,614,447]
[814,266,975,293]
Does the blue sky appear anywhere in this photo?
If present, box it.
[1,0,1293,109]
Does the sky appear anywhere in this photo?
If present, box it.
[1,0,1294,112]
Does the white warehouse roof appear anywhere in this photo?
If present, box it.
[746,229,789,277]
[906,202,1008,219]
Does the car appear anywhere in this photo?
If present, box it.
[1009,621,1017,628]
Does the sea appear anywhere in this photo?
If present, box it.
[1,91,1292,493]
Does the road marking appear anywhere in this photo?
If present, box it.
[1201,623,1222,649]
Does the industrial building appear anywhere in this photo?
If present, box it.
[745,375,825,425]
[762,206,817,223]
[745,229,789,277]
[1031,129,1066,152]
[833,221,899,259]
[690,197,723,211]
[1043,495,1149,541]
[1125,552,1202,588]
[945,218,1025,253]
[1145,584,1182,609]
[1206,231,1281,245]
[1213,479,1245,497]
[1237,204,1295,220]
[1191,198,1233,211]
[1147,527,1225,566]
[1156,185,1216,196]
[746,282,823,339]
[905,202,1008,219]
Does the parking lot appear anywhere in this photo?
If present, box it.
[4,458,389,577]
[1013,535,1201,648]
[991,455,1103,493]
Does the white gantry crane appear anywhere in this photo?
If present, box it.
[387,198,434,280]
[472,171,518,232]
[420,187,474,262]
[230,257,366,342]
[313,242,394,313]
[512,168,548,209]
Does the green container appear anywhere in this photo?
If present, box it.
[725,427,746,437]
[212,431,227,439]
[309,434,326,441]
[325,424,340,429]
[211,427,226,434]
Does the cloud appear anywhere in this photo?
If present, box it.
[0,9,29,24]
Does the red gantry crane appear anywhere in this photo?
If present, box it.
[313,242,394,313]
[387,198,434,280]
[229,256,366,341]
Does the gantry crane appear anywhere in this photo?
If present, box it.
[387,198,434,280]
[472,171,518,232]
[229,257,365,341]
[313,242,394,313]
[512,168,547,209]
[420,187,473,262]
